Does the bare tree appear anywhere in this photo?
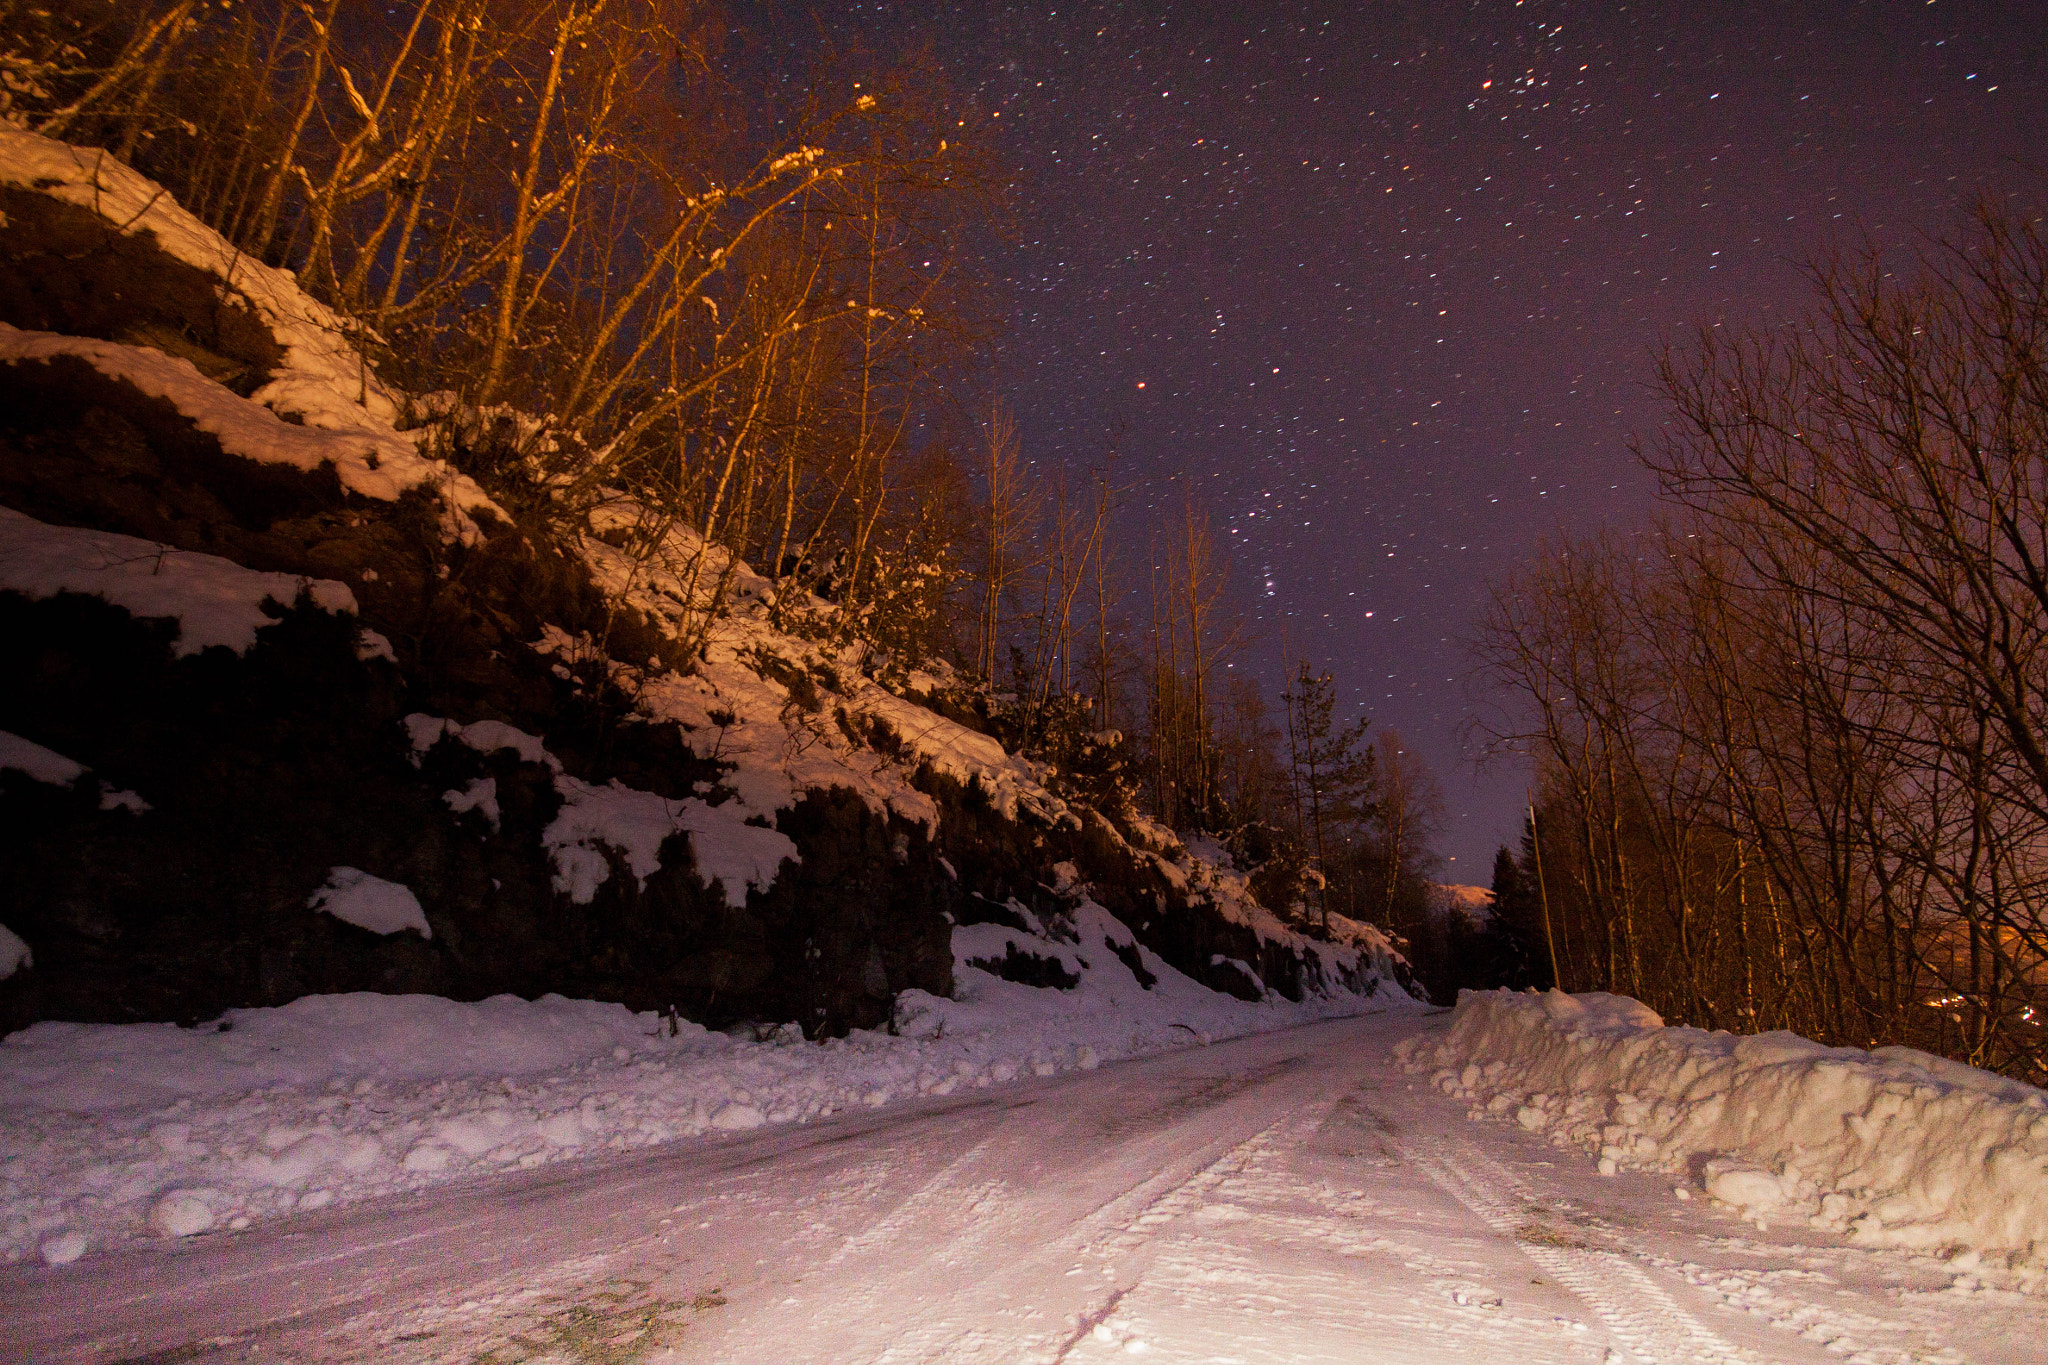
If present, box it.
[1480,199,2048,1078]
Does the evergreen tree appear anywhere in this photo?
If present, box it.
[1279,662,1378,929]
[1486,828,1555,990]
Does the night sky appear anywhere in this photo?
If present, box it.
[800,1,2048,875]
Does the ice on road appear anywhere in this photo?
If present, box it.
[4,1010,2038,1364]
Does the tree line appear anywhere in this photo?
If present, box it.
[5,1,1454,959]
[1479,200,2048,1080]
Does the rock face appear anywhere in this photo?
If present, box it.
[0,124,1409,1037]
[0,589,952,1036]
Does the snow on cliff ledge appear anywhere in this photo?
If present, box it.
[0,125,503,539]
[0,505,361,655]
[1397,990,2048,1267]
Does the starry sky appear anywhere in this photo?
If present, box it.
[796,0,2048,875]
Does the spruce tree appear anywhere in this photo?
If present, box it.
[1280,662,1378,930]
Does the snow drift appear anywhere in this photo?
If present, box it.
[1398,989,2048,1267]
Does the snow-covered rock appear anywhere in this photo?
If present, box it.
[0,505,361,656]
[0,125,503,540]
[0,729,86,787]
[307,869,432,939]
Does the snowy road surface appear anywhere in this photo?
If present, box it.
[3,1011,2039,1364]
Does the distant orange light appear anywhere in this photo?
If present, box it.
[1482,79,1493,90]
[1136,381,1146,389]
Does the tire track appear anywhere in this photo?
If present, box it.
[864,1089,1346,1364]
[1416,1140,1752,1365]
[820,1135,1003,1269]
[1090,1111,1296,1255]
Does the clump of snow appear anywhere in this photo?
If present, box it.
[545,774,796,908]
[0,922,30,981]
[0,913,1417,1263]
[0,728,151,815]
[98,787,150,814]
[0,505,360,655]
[1397,989,2048,1268]
[0,729,85,787]
[442,777,500,830]
[148,1190,219,1239]
[38,1228,87,1265]
[355,629,397,663]
[405,714,553,770]
[307,869,431,940]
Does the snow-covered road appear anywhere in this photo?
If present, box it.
[3,1011,2038,1364]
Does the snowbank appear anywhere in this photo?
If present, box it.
[0,912,1416,1265]
[0,504,359,655]
[1397,990,2048,1267]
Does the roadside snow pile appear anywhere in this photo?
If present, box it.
[0,916,1416,1265]
[1397,989,2048,1267]
[0,504,361,655]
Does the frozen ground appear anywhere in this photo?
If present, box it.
[5,1009,2043,1364]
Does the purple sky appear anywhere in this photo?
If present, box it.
[801,0,2048,874]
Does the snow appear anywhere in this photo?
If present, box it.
[0,125,387,419]
[545,773,797,908]
[1398,988,2048,1268]
[0,504,359,655]
[402,712,798,908]
[0,729,84,786]
[440,777,499,829]
[35,1228,85,1267]
[0,728,150,815]
[1431,881,1497,921]
[307,868,432,940]
[560,516,1407,981]
[404,713,553,770]
[569,504,1074,838]
[0,908,1412,1263]
[16,1010,2044,1365]
[0,324,422,508]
